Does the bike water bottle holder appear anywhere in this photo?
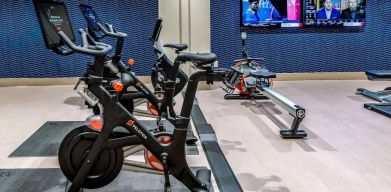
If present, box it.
[77,88,99,107]
[105,60,120,75]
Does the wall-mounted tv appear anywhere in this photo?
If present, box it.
[303,0,366,27]
[241,0,302,28]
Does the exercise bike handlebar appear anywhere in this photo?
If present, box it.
[97,23,128,38]
[57,29,112,56]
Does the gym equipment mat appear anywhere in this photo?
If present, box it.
[0,167,209,192]
[191,101,244,192]
[9,120,198,157]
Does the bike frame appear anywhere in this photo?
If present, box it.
[69,54,211,191]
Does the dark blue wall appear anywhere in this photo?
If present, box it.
[0,1,158,78]
[211,0,391,73]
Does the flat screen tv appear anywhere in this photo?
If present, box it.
[303,0,366,27]
[241,0,302,28]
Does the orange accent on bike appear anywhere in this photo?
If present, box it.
[147,102,160,116]
[128,59,135,65]
[126,119,135,126]
[145,135,173,171]
[112,81,124,92]
[86,116,104,132]
[88,120,103,132]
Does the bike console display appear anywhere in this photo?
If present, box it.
[150,17,162,42]
[79,4,101,32]
[33,0,75,50]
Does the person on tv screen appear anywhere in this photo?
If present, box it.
[359,0,366,12]
[341,0,365,19]
[317,0,341,20]
[258,0,283,21]
[243,0,260,24]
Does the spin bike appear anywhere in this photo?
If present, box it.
[78,4,198,143]
[77,4,187,116]
[222,32,307,139]
[34,1,217,191]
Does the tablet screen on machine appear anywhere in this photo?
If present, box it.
[33,0,75,49]
[79,4,101,32]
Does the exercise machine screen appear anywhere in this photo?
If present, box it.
[33,0,75,49]
[79,4,101,32]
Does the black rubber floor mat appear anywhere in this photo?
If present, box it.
[0,167,209,192]
[10,121,198,157]
[9,121,84,157]
[191,100,244,192]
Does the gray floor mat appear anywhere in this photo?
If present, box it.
[0,167,208,192]
[10,121,198,157]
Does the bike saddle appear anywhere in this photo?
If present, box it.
[249,71,276,79]
[164,44,188,53]
[177,52,217,68]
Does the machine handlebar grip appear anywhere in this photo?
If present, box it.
[150,17,163,42]
[97,23,128,38]
[58,29,112,56]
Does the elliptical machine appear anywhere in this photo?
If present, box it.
[34,1,219,191]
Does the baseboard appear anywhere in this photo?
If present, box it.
[275,72,367,81]
[0,72,366,87]
[0,78,80,87]
[0,76,152,87]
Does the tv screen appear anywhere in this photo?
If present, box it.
[33,0,75,49]
[241,0,302,28]
[79,4,101,32]
[303,0,366,27]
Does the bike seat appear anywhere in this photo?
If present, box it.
[249,71,276,79]
[164,44,188,52]
[177,52,217,67]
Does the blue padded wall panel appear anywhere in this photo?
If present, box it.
[211,0,391,73]
[0,1,158,78]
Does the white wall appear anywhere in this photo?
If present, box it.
[189,0,211,53]
[158,0,181,61]
[159,0,211,63]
